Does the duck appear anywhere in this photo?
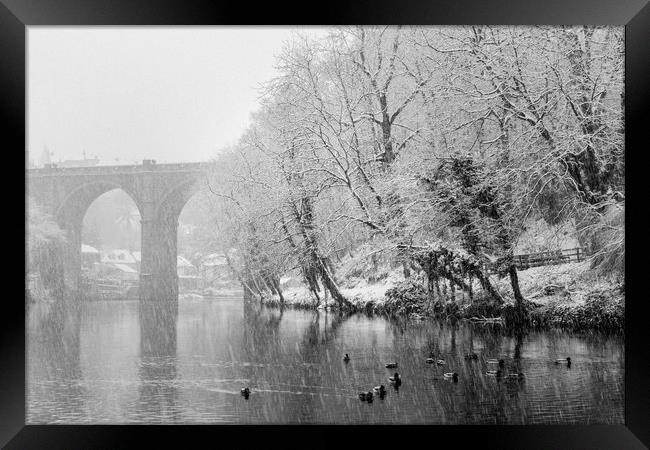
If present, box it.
[385,362,398,369]
[359,392,369,401]
[506,372,525,380]
[464,353,479,360]
[343,353,351,362]
[365,391,374,402]
[375,386,387,398]
[436,359,446,365]
[240,387,250,398]
[388,372,402,385]
[444,372,459,382]
[555,357,572,367]
[486,369,503,377]
[487,358,506,367]
[425,357,436,364]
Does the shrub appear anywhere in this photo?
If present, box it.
[460,297,504,318]
[528,292,624,332]
[384,280,429,316]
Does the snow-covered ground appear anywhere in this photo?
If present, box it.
[495,260,623,308]
[272,257,622,318]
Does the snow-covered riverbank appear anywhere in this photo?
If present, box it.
[258,260,624,333]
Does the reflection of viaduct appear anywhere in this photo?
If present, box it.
[28,160,210,301]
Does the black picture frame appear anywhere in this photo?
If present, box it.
[3,0,648,448]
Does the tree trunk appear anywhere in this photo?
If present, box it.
[508,264,525,312]
[272,277,285,304]
[402,260,411,279]
[317,257,349,308]
[473,268,504,303]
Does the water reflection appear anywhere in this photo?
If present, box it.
[28,298,624,424]
[139,301,177,357]
[134,301,179,422]
[27,298,88,423]
[241,301,284,363]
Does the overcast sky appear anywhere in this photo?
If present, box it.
[28,27,327,165]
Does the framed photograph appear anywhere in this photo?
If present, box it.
[3,0,649,447]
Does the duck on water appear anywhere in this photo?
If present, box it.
[444,372,459,382]
[374,385,387,398]
[389,373,402,386]
[506,372,525,380]
[359,391,374,402]
[487,359,506,368]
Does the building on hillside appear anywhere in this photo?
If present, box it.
[178,255,202,291]
[101,249,139,271]
[131,251,141,271]
[81,261,139,300]
[90,262,139,281]
[88,248,225,291]
[81,244,101,269]
[177,255,197,277]
[97,250,204,274]
[199,253,234,283]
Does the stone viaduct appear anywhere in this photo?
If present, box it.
[28,160,210,302]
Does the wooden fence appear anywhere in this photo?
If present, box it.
[485,247,585,273]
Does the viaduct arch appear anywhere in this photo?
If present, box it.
[28,160,210,302]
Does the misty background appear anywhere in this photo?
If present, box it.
[28,27,325,257]
[28,26,326,165]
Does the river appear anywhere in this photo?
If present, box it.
[27,297,624,424]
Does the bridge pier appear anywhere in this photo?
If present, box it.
[139,208,180,302]
[63,225,82,292]
[139,222,179,302]
[57,204,84,294]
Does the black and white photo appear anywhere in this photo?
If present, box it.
[26,25,625,425]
